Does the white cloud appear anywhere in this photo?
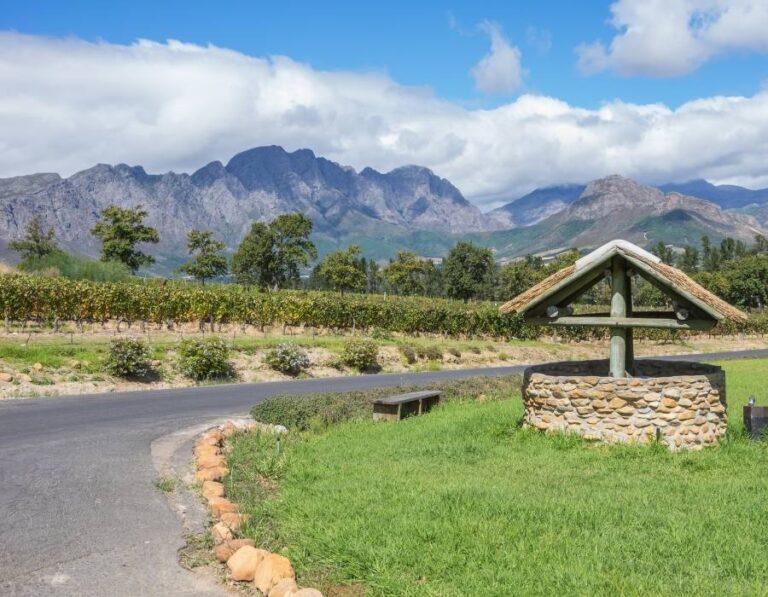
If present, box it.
[2,32,768,209]
[577,0,768,77]
[470,21,524,94]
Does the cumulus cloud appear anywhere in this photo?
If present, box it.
[470,21,524,94]
[577,0,768,77]
[2,32,768,209]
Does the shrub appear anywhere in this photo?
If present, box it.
[399,345,417,365]
[340,339,379,372]
[417,345,443,361]
[447,347,462,358]
[469,346,482,354]
[177,336,233,381]
[264,343,311,376]
[104,338,153,378]
[486,344,498,352]
[371,328,393,340]
[251,374,521,431]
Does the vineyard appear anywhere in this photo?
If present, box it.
[0,275,764,340]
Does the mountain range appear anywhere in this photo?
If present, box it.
[0,145,766,271]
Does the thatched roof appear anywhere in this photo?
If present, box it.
[499,239,748,324]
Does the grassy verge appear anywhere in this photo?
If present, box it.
[227,360,768,596]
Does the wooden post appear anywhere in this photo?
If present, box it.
[610,257,628,377]
[625,270,634,376]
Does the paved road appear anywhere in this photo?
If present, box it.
[1,349,766,595]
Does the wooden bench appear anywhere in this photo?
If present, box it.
[372,390,441,421]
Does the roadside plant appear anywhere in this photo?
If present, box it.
[264,343,311,376]
[177,336,234,381]
[104,337,154,378]
[417,345,443,361]
[340,339,379,372]
[399,345,417,365]
[447,347,462,358]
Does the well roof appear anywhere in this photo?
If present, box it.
[499,239,748,324]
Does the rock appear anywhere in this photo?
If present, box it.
[17,373,32,383]
[269,578,299,597]
[661,397,677,409]
[214,538,256,562]
[69,360,82,369]
[227,545,269,581]
[197,454,227,469]
[678,410,694,421]
[151,359,162,367]
[294,589,323,597]
[196,466,228,483]
[617,406,635,416]
[201,480,225,499]
[194,443,220,459]
[662,388,680,399]
[678,398,693,408]
[253,553,295,594]
[0,372,13,382]
[32,362,43,371]
[211,522,233,544]
[608,397,627,409]
[200,429,223,446]
[208,497,239,516]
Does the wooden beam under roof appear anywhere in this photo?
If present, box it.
[525,314,717,331]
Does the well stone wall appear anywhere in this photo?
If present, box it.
[522,360,726,450]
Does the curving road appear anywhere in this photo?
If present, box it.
[1,349,766,596]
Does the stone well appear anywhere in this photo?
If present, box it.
[522,360,726,450]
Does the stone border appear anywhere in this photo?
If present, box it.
[194,420,322,597]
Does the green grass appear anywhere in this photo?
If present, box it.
[228,360,768,596]
[155,477,177,493]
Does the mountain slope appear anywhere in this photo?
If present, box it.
[659,179,768,210]
[485,184,585,228]
[0,146,490,270]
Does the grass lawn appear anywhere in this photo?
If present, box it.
[227,359,768,596]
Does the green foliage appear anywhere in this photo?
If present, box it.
[18,252,131,282]
[316,245,367,295]
[104,338,153,378]
[232,214,316,289]
[90,205,159,272]
[264,343,311,376]
[651,241,675,264]
[340,338,379,372]
[417,344,443,361]
[9,216,60,260]
[398,345,417,364]
[178,229,228,284]
[177,336,233,381]
[250,374,519,431]
[382,251,437,296]
[722,254,768,308]
[447,346,461,358]
[443,241,495,301]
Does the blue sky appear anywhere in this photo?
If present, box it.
[2,1,768,205]
[3,0,765,108]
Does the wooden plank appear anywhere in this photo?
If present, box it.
[372,390,441,406]
[525,315,716,330]
[626,271,634,376]
[610,256,628,378]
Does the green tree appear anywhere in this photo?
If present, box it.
[753,234,768,255]
[90,205,159,273]
[651,241,675,264]
[178,229,228,284]
[316,245,367,295]
[232,214,316,289]
[701,236,721,272]
[9,216,60,261]
[443,241,495,301]
[499,255,545,298]
[723,254,768,309]
[677,246,700,273]
[382,251,436,296]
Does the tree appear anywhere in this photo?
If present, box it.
[723,254,768,309]
[232,214,316,289]
[178,229,228,284]
[382,251,436,296]
[753,234,768,255]
[443,241,495,301]
[316,245,366,295]
[701,236,721,272]
[651,241,675,265]
[9,216,60,261]
[500,255,546,299]
[91,205,159,273]
[677,246,700,273]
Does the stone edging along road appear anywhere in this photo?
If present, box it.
[193,420,322,596]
